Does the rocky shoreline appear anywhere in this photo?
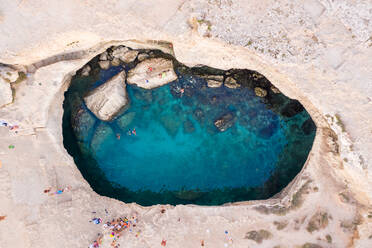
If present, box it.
[0,0,371,246]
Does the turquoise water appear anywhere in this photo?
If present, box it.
[62,51,316,205]
[97,79,285,192]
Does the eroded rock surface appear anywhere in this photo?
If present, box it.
[84,71,128,121]
[98,60,110,70]
[0,78,12,107]
[202,75,223,88]
[127,58,177,89]
[71,105,96,141]
[224,76,240,89]
[254,87,267,97]
[0,66,19,107]
[111,46,138,63]
[214,112,236,132]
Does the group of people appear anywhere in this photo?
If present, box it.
[89,215,139,248]
[115,128,136,140]
[0,120,19,132]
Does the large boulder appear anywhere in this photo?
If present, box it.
[224,77,240,89]
[98,60,110,70]
[254,87,267,97]
[200,75,224,88]
[84,71,129,121]
[111,46,138,63]
[183,119,195,133]
[214,112,236,132]
[127,58,178,89]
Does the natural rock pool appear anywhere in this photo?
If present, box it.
[63,45,316,206]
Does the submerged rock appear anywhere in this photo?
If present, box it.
[270,86,280,94]
[90,123,115,152]
[174,190,204,201]
[281,100,304,117]
[183,119,196,133]
[254,87,267,97]
[98,60,110,70]
[301,118,316,135]
[159,113,182,136]
[71,105,96,141]
[214,112,236,132]
[127,58,178,89]
[258,122,278,139]
[192,108,205,123]
[117,112,136,130]
[84,71,129,121]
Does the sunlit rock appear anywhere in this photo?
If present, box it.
[84,71,129,121]
[127,58,177,89]
[254,87,267,97]
[224,77,240,89]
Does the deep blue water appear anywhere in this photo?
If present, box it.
[63,51,316,205]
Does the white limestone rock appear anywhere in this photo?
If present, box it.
[112,46,138,63]
[137,53,150,61]
[0,66,19,83]
[99,52,109,61]
[81,65,91,77]
[0,66,19,107]
[116,112,136,130]
[84,71,129,121]
[127,58,177,89]
[303,0,325,19]
[254,87,267,97]
[121,50,138,63]
[202,75,223,88]
[111,58,121,66]
[224,77,240,89]
[98,60,110,70]
[0,78,12,107]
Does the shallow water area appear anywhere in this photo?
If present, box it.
[63,48,316,205]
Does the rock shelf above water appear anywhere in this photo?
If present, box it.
[127,58,178,89]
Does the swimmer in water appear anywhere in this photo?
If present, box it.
[132,128,136,136]
[116,133,121,140]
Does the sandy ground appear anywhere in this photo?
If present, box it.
[0,0,371,247]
